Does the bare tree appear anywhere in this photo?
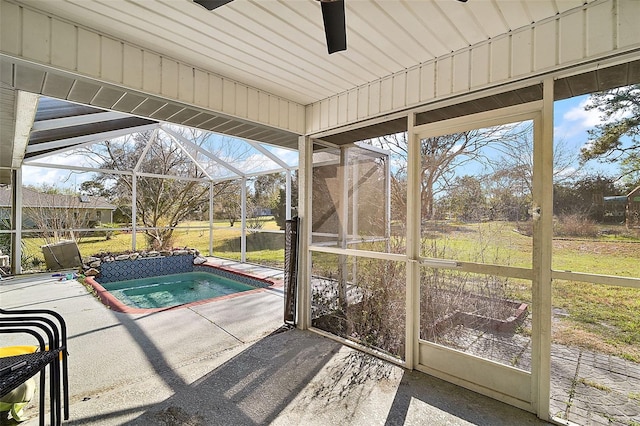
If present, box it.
[370,127,510,221]
[489,123,579,195]
[218,181,242,226]
[79,128,243,249]
[22,186,103,244]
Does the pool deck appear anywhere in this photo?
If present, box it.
[1,259,550,426]
[203,257,286,283]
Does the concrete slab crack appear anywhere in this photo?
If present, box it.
[189,307,244,344]
[565,350,582,420]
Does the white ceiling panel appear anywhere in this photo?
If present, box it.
[493,0,535,31]
[525,0,560,22]
[464,1,510,39]
[14,0,580,106]
[437,0,488,43]
[401,1,470,54]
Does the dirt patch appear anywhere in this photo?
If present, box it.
[552,319,640,362]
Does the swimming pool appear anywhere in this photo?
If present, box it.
[84,264,274,313]
[101,272,257,309]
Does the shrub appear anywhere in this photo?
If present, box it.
[554,214,600,238]
[311,256,406,359]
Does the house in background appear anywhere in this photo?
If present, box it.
[0,186,116,229]
[600,185,640,227]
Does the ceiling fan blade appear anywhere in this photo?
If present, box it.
[320,0,347,54]
[193,0,234,11]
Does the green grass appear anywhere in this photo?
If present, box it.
[424,222,640,361]
[22,218,286,268]
[420,221,533,267]
[21,219,640,362]
[370,221,640,362]
[553,280,640,361]
[578,377,611,392]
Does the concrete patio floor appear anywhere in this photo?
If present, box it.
[1,267,550,425]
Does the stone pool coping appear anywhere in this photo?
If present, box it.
[84,262,280,314]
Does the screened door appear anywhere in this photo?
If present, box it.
[410,103,546,412]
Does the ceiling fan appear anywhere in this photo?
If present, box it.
[194,0,468,55]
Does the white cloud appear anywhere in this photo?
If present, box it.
[563,98,601,125]
[22,165,96,190]
[556,96,633,141]
[264,147,298,167]
[22,166,71,188]
[554,98,602,140]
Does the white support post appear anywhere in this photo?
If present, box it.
[385,152,391,253]
[10,169,23,275]
[296,135,312,329]
[241,177,247,263]
[338,147,349,310]
[131,173,137,251]
[351,157,359,242]
[209,181,214,256]
[351,156,359,287]
[134,128,158,172]
[532,78,554,420]
[286,170,292,220]
[406,112,420,369]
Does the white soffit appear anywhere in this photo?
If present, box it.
[12,91,38,167]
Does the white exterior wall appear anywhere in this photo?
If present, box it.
[0,0,306,135]
[306,0,640,135]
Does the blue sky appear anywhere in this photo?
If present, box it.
[554,95,594,151]
[554,94,625,178]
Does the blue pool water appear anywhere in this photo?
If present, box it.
[101,272,257,309]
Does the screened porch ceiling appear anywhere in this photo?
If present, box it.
[11,0,601,106]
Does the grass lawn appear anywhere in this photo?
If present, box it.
[549,232,640,361]
[21,219,640,361]
[22,218,286,268]
[422,221,640,361]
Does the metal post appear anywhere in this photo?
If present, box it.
[337,147,349,311]
[241,177,247,263]
[131,173,137,251]
[532,78,554,420]
[385,152,391,253]
[10,169,23,275]
[351,155,359,287]
[296,135,312,329]
[351,158,358,239]
[406,112,420,369]
[209,181,214,256]
[286,169,292,220]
